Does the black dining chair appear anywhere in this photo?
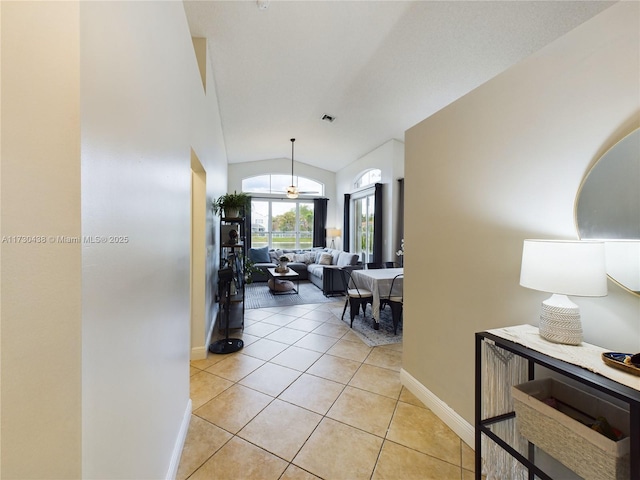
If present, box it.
[384,262,399,268]
[385,273,403,334]
[366,262,384,269]
[339,268,374,328]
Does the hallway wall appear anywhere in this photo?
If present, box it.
[80,3,227,477]
[403,1,640,431]
[1,2,82,477]
[2,2,228,478]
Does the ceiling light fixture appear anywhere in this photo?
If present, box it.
[287,138,299,199]
[321,114,336,123]
[257,0,270,10]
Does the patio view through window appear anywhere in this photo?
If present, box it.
[353,193,375,262]
[251,200,314,250]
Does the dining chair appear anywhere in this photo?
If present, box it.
[384,262,398,268]
[385,273,403,334]
[339,268,374,328]
[366,262,384,269]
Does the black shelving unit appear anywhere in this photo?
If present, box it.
[209,216,245,354]
[475,328,640,480]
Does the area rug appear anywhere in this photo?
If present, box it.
[327,303,403,347]
[245,281,337,309]
[245,281,402,347]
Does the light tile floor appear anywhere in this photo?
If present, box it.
[180,301,476,480]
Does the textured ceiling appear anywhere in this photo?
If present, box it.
[184,1,613,172]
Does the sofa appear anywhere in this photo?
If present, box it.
[247,246,361,296]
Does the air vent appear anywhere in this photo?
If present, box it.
[321,114,336,123]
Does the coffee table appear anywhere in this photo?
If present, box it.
[266,267,299,295]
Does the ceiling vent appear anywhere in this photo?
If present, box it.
[321,114,336,123]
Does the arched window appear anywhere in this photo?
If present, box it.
[242,174,324,250]
[354,169,381,189]
[242,174,324,196]
[350,169,382,263]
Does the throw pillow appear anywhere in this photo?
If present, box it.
[249,245,270,263]
[269,249,283,263]
[282,252,295,262]
[319,253,333,265]
[337,251,358,267]
[315,249,327,263]
[293,253,307,263]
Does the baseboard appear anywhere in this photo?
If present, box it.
[191,345,207,361]
[400,368,474,448]
[166,399,192,480]
[191,312,218,360]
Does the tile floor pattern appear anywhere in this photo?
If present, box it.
[180,301,476,480]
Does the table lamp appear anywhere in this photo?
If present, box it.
[519,239,607,345]
[327,228,341,249]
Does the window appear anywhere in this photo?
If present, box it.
[353,193,375,262]
[250,199,314,250]
[242,174,324,196]
[354,169,381,189]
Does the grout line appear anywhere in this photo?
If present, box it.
[187,303,412,480]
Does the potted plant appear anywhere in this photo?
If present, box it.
[212,191,250,218]
[244,259,262,284]
[276,255,290,273]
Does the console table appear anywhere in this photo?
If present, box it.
[475,325,640,480]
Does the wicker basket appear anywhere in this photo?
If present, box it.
[512,378,630,480]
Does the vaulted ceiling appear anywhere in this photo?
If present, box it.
[184,1,613,172]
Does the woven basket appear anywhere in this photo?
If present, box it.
[512,378,630,480]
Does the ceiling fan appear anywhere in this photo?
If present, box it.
[286,138,318,198]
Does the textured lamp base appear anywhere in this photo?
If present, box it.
[539,294,583,345]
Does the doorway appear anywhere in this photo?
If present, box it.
[190,150,207,359]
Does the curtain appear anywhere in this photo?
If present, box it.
[313,198,328,247]
[243,199,252,250]
[373,183,383,264]
[343,193,351,252]
[397,178,404,254]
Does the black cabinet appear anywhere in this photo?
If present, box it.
[475,325,640,480]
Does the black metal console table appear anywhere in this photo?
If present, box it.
[475,326,640,480]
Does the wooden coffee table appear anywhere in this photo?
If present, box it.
[266,267,299,295]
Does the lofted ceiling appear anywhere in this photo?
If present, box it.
[184,1,614,172]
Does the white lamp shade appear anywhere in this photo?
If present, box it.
[520,240,607,297]
[327,228,341,238]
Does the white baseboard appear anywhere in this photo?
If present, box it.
[400,368,474,448]
[191,312,218,360]
[166,399,192,480]
[191,346,207,361]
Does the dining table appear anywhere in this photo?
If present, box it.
[351,268,403,328]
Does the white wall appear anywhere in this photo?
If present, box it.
[1,2,228,478]
[1,2,82,477]
[335,139,405,257]
[80,3,229,477]
[403,0,640,430]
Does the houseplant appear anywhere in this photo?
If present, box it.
[212,191,250,218]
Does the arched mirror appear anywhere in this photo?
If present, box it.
[575,128,640,296]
